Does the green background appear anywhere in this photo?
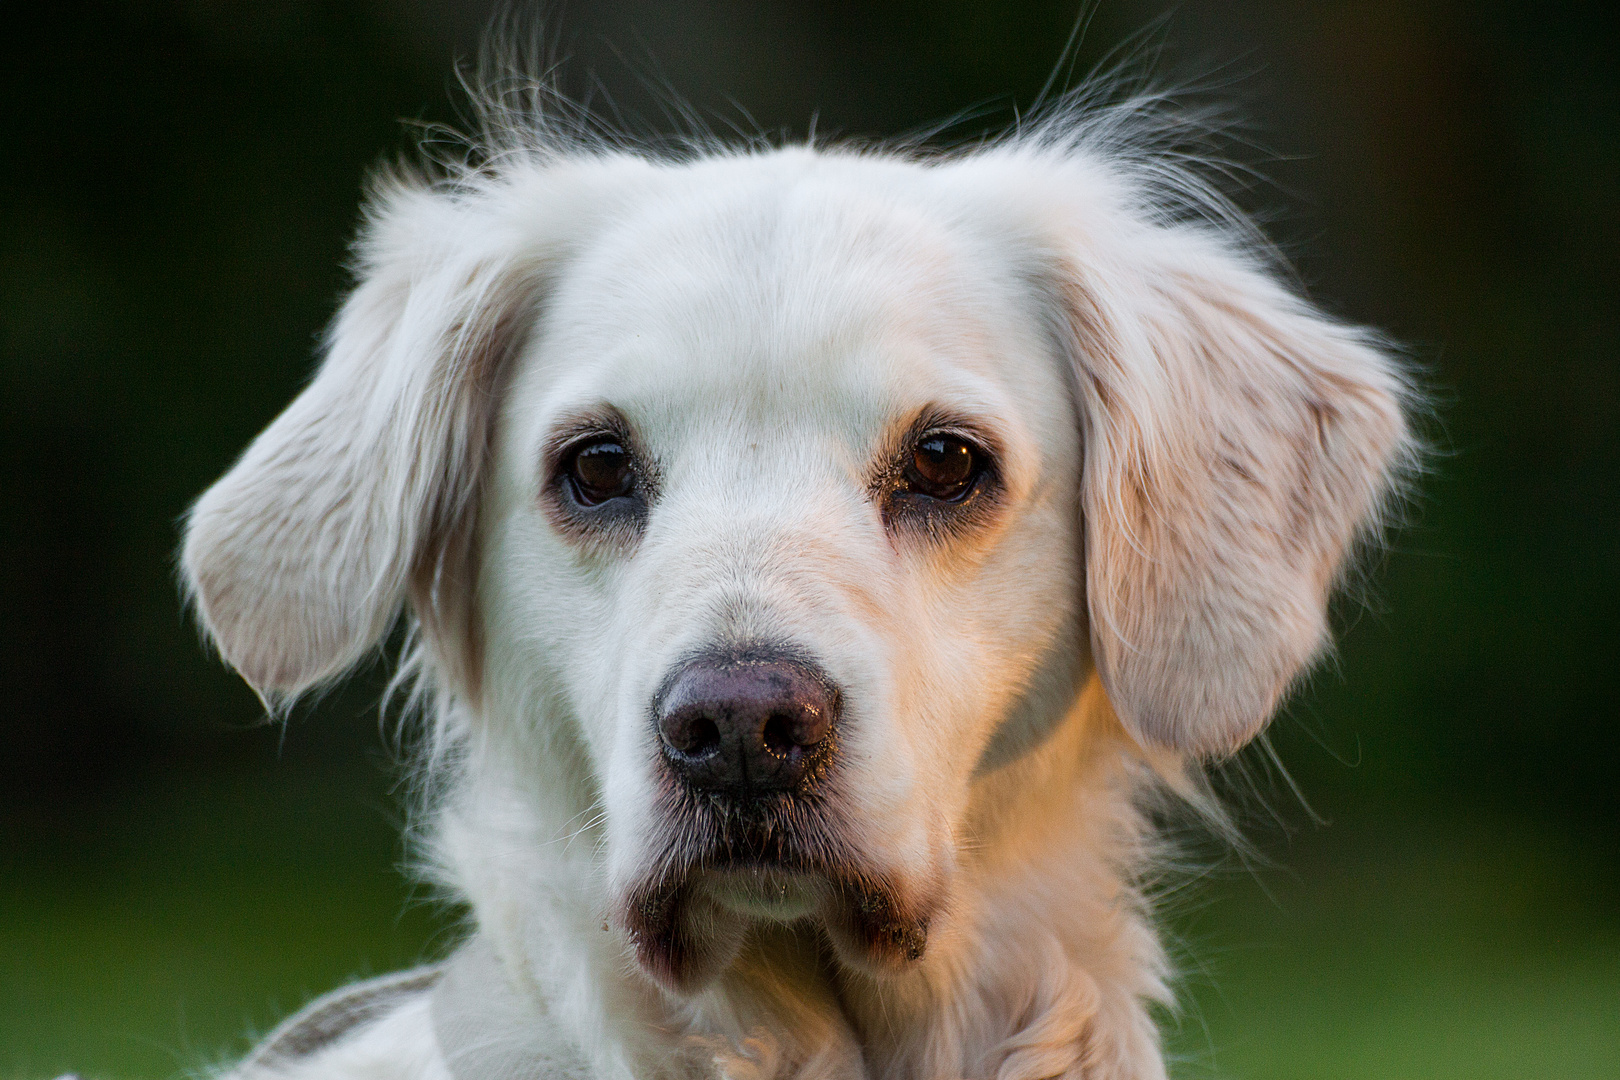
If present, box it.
[2,2,1616,1077]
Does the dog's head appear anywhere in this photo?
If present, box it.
[183,127,1412,992]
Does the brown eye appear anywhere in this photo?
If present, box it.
[904,433,980,501]
[566,438,634,505]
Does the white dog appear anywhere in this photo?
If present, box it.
[182,67,1415,1080]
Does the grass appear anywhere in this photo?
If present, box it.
[3,764,1616,1080]
[1162,820,1620,1079]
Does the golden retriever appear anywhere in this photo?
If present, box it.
[182,64,1415,1080]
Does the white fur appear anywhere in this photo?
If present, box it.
[183,81,1415,1080]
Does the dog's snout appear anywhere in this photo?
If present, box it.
[656,655,839,798]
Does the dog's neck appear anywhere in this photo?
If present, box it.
[437,674,1170,1080]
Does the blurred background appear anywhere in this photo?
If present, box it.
[2,1,1616,1077]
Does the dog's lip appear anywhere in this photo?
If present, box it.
[620,854,937,991]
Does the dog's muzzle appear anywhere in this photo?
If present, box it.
[625,646,931,991]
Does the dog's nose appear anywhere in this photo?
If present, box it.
[656,656,839,798]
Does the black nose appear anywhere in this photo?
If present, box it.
[655,654,839,798]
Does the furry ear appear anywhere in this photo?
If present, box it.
[1057,226,1415,758]
[181,176,547,701]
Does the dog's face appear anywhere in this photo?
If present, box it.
[481,166,1084,985]
[182,140,1411,996]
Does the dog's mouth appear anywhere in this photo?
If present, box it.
[618,787,935,992]
[702,865,821,921]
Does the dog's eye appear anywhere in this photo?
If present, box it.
[904,433,981,501]
[565,439,635,505]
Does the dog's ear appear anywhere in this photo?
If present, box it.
[182,175,556,701]
[1052,224,1415,758]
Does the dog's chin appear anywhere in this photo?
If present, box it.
[702,866,823,922]
[619,861,937,994]
[617,783,942,993]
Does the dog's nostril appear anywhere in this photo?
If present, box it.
[761,713,795,757]
[678,716,721,757]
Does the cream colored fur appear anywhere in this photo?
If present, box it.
[184,79,1415,1080]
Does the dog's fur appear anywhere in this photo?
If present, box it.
[182,66,1416,1080]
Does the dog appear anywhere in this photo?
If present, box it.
[181,61,1416,1080]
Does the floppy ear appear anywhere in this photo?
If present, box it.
[181,176,548,701]
[1056,225,1415,758]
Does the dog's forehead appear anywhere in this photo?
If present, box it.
[534,158,1035,445]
